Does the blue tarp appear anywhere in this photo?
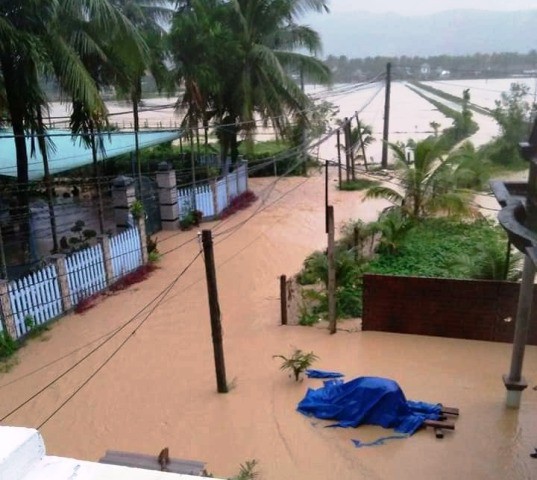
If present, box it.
[297,376,441,435]
[306,369,344,379]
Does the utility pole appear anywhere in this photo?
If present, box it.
[324,160,329,233]
[381,62,392,169]
[337,129,342,189]
[346,118,355,181]
[343,117,350,182]
[327,206,336,334]
[201,230,228,394]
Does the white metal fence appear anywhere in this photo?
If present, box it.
[110,227,143,281]
[7,266,62,338]
[178,162,248,219]
[1,226,145,340]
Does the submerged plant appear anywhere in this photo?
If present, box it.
[273,349,318,381]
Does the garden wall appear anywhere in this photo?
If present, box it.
[362,274,537,345]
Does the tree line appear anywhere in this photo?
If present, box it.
[325,51,537,83]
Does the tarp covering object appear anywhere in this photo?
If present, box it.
[297,376,441,435]
[306,369,344,379]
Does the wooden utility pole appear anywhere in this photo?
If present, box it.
[346,119,355,181]
[327,206,336,334]
[343,117,350,182]
[381,62,392,169]
[280,275,288,325]
[355,112,369,172]
[336,129,342,189]
[325,160,329,233]
[201,230,228,393]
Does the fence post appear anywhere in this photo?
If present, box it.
[97,235,113,286]
[136,215,148,265]
[49,254,72,312]
[112,176,136,232]
[0,279,17,339]
[156,162,180,230]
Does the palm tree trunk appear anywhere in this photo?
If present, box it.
[36,111,59,253]
[89,122,105,234]
[132,78,142,194]
[2,59,31,259]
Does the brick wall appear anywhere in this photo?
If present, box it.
[362,274,537,345]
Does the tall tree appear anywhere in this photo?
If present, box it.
[169,0,331,168]
[111,0,175,187]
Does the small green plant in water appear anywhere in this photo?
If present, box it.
[273,349,318,381]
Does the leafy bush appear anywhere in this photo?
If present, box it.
[339,178,380,191]
[0,330,17,360]
[367,218,514,279]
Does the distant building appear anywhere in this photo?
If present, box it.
[420,63,431,77]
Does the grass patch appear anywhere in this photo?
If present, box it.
[339,178,380,191]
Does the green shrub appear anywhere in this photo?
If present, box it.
[339,178,380,191]
[0,330,17,360]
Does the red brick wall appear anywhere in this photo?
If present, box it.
[362,274,537,345]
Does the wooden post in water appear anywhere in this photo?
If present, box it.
[280,275,288,325]
[325,160,329,234]
[337,129,342,189]
[346,118,355,181]
[343,118,351,182]
[201,230,228,393]
[327,206,337,334]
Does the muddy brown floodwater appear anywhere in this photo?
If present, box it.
[1,171,536,480]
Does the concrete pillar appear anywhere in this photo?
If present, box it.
[49,254,72,312]
[97,235,113,286]
[156,162,180,230]
[112,176,136,232]
[0,279,17,339]
[210,180,218,218]
[136,216,148,264]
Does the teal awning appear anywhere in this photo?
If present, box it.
[0,129,182,180]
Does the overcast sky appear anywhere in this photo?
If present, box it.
[315,0,537,16]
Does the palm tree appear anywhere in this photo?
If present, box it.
[0,0,142,255]
[364,138,476,220]
[169,0,331,168]
[110,0,176,187]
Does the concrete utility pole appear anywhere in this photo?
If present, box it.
[325,160,329,233]
[381,62,392,169]
[503,120,537,408]
[343,117,351,182]
[201,230,228,394]
[355,111,369,172]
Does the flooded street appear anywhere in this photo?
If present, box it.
[1,80,536,479]
[1,170,536,479]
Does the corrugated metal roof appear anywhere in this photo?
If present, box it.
[0,129,182,180]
